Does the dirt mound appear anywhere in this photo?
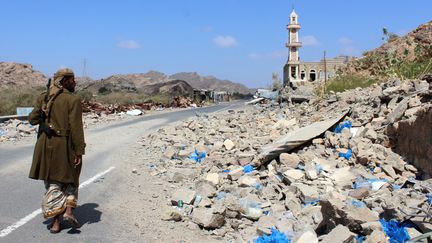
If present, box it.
[0,62,47,87]
[342,21,432,78]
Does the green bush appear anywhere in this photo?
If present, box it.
[324,74,379,93]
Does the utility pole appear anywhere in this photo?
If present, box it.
[323,51,327,95]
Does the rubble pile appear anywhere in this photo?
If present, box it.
[139,78,432,242]
[82,101,161,115]
[172,96,193,108]
[0,119,37,142]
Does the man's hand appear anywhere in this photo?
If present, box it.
[73,155,82,167]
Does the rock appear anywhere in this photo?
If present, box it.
[294,184,319,203]
[192,208,225,229]
[178,148,194,159]
[257,215,277,229]
[228,167,244,181]
[238,176,258,187]
[382,165,398,179]
[163,147,176,159]
[161,207,182,221]
[364,129,378,142]
[294,230,318,243]
[205,173,220,186]
[223,139,235,150]
[320,225,355,243]
[280,153,300,168]
[237,152,255,166]
[348,187,370,200]
[284,169,305,181]
[305,170,318,180]
[330,167,356,188]
[364,229,387,243]
[195,180,217,198]
[171,188,196,205]
[409,96,422,108]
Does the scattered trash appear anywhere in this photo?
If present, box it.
[254,228,291,243]
[353,178,388,191]
[379,219,412,243]
[303,199,320,207]
[355,235,365,243]
[177,200,184,208]
[339,149,352,160]
[243,164,254,173]
[126,109,143,116]
[334,121,352,133]
[189,149,206,163]
[349,199,366,208]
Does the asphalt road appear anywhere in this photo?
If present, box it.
[0,101,244,242]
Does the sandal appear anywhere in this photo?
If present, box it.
[63,214,81,229]
[50,227,61,234]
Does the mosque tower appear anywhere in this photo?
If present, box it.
[283,9,302,87]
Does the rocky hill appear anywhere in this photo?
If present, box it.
[0,62,47,87]
[82,70,252,95]
[342,21,432,78]
[169,72,251,94]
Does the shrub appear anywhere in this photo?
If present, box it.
[324,74,379,93]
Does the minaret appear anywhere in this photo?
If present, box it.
[283,9,302,87]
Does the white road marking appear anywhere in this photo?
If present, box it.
[0,166,115,238]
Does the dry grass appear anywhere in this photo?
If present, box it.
[0,86,44,116]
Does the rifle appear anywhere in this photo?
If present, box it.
[37,78,55,138]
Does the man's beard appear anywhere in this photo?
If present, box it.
[65,85,75,93]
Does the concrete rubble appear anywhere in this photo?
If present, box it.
[138,78,432,242]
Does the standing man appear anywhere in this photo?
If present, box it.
[28,68,86,233]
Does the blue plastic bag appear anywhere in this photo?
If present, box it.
[189,149,206,163]
[379,219,411,243]
[339,149,352,160]
[334,121,352,133]
[254,228,291,243]
[244,164,254,173]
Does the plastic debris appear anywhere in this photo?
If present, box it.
[349,199,366,208]
[355,235,365,243]
[303,199,320,207]
[254,228,291,243]
[379,219,412,243]
[177,200,184,208]
[334,121,352,133]
[427,194,432,204]
[126,109,143,116]
[253,183,263,191]
[353,178,388,191]
[243,164,255,173]
[222,169,230,173]
[339,149,352,160]
[189,149,206,163]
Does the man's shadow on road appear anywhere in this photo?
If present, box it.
[43,203,102,234]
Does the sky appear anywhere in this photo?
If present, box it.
[1,0,431,88]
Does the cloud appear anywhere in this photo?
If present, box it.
[248,50,285,60]
[300,35,320,46]
[117,40,141,49]
[213,35,238,48]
